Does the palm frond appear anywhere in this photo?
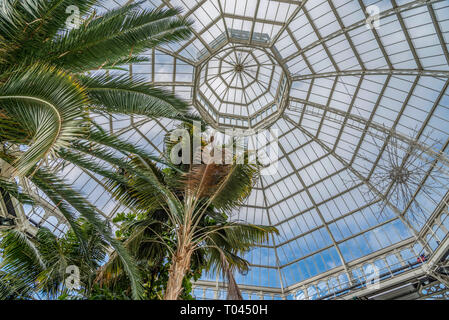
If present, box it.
[57,148,129,186]
[201,222,278,274]
[210,160,259,212]
[0,269,36,300]
[0,229,46,288]
[0,178,35,206]
[80,73,192,119]
[0,112,30,143]
[212,222,277,248]
[95,215,170,290]
[99,55,150,70]
[48,5,192,71]
[70,140,183,224]
[0,64,86,175]
[0,218,111,299]
[29,167,144,299]
[86,123,180,171]
[0,0,97,69]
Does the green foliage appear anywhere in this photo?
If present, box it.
[0,0,196,299]
[92,212,202,300]
[0,1,276,300]
[0,219,108,300]
[101,125,278,300]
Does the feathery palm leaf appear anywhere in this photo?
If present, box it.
[0,0,194,299]
[0,219,109,299]
[0,64,86,175]
[100,125,278,299]
[48,5,192,72]
[79,73,190,120]
[30,168,144,299]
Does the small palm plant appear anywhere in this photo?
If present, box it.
[0,219,109,299]
[91,211,204,300]
[97,123,278,300]
[0,0,196,299]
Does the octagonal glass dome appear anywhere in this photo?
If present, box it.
[195,41,290,130]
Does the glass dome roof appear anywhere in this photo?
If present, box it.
[21,0,449,300]
[195,44,290,130]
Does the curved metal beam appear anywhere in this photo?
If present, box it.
[282,0,445,64]
[277,142,355,287]
[283,115,432,252]
[288,97,449,167]
[292,69,449,81]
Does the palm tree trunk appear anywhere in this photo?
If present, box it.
[164,245,193,300]
[226,268,243,300]
[220,254,243,300]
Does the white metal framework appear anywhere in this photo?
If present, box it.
[6,0,449,300]
[194,43,290,130]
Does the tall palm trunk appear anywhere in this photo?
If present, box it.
[164,243,193,300]
[223,259,243,300]
[164,198,196,300]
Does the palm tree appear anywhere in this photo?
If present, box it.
[91,211,203,300]
[0,219,109,299]
[97,123,279,300]
[0,0,196,299]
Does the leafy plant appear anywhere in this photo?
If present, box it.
[0,0,197,299]
[0,219,108,300]
[96,123,279,300]
[90,211,201,300]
